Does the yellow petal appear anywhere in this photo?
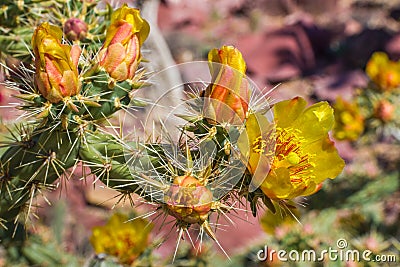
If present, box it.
[366,52,388,80]
[273,97,307,128]
[208,45,246,76]
[306,136,345,183]
[110,4,149,45]
[260,201,300,234]
[135,16,150,45]
[292,101,334,142]
[261,167,293,199]
[238,113,271,157]
[248,152,271,191]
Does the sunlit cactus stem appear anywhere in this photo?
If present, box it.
[0,5,151,227]
[0,129,80,222]
[0,0,112,63]
[79,131,138,191]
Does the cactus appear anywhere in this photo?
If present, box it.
[0,4,150,228]
[0,0,111,64]
[0,2,348,265]
[331,50,400,144]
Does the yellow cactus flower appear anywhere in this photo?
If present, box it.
[203,45,250,124]
[260,202,300,234]
[366,52,400,91]
[164,175,213,224]
[333,97,364,141]
[32,22,81,103]
[239,97,345,200]
[90,213,153,265]
[99,4,150,81]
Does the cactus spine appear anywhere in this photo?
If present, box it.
[0,3,149,226]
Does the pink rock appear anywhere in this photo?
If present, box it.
[312,67,368,101]
[385,34,400,60]
[237,24,315,86]
[158,0,210,32]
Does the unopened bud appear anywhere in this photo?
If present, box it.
[203,45,250,125]
[375,100,395,122]
[63,18,88,42]
[99,4,149,81]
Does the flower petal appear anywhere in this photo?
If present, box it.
[273,97,307,128]
[307,136,345,183]
[100,43,126,75]
[292,101,334,142]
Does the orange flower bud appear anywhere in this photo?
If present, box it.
[99,4,149,81]
[203,45,250,125]
[374,100,395,122]
[32,22,81,103]
[165,175,213,224]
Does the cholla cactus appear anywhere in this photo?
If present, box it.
[116,44,346,260]
[0,4,149,226]
[353,52,400,142]
[0,2,346,264]
[0,0,112,62]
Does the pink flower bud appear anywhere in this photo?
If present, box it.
[63,18,88,42]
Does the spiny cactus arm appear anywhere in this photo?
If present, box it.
[0,129,80,223]
[80,70,146,122]
[0,0,110,63]
[78,129,169,205]
[79,130,141,193]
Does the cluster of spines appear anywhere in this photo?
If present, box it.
[0,0,111,64]
[0,50,150,229]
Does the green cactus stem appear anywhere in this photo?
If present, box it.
[0,128,80,222]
